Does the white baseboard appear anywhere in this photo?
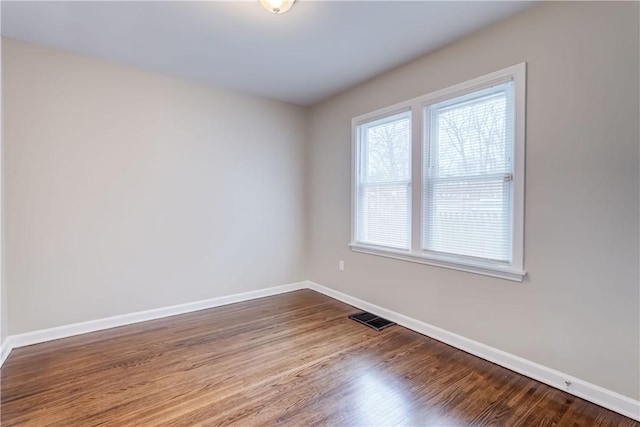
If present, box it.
[1,279,637,421]
[0,281,306,366]
[305,281,640,422]
[0,338,10,367]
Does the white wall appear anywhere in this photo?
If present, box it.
[3,38,307,334]
[307,1,640,400]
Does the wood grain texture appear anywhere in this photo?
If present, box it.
[1,290,637,426]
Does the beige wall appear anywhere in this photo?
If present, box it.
[307,1,640,399]
[3,38,307,334]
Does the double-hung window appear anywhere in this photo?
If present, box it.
[351,64,526,281]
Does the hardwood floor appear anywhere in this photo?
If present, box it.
[1,290,637,426]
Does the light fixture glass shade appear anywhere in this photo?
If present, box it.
[260,0,295,14]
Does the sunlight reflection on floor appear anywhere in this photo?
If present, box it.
[355,371,410,425]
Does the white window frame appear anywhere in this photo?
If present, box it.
[350,63,526,282]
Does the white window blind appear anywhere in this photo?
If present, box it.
[355,111,411,250]
[423,82,514,262]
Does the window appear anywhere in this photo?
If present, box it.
[351,64,526,281]
[355,111,411,250]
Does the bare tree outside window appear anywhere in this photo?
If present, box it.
[365,118,411,182]
[434,93,508,177]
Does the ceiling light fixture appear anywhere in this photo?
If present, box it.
[260,0,295,14]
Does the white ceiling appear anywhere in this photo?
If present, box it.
[1,1,533,106]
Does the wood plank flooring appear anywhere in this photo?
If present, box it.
[1,290,637,426]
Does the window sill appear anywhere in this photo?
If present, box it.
[349,243,526,282]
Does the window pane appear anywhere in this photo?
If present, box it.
[359,184,410,249]
[364,115,411,183]
[356,111,411,249]
[424,179,511,261]
[427,85,512,177]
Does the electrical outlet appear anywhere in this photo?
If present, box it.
[339,260,345,271]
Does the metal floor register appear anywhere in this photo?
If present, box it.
[349,311,396,331]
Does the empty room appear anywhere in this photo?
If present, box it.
[0,0,638,425]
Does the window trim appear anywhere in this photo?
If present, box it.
[350,63,527,282]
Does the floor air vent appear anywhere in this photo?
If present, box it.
[349,311,396,331]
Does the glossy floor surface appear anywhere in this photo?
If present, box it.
[1,290,638,426]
